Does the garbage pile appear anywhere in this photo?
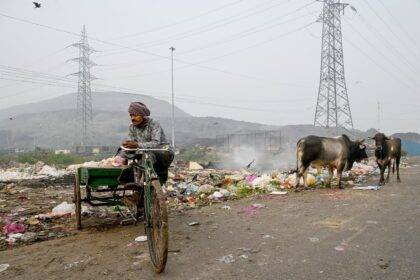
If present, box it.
[0,157,381,250]
[0,157,125,186]
[0,184,76,250]
[0,161,69,184]
[163,159,379,209]
[66,156,124,172]
[0,183,129,250]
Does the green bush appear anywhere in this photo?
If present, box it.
[17,151,87,167]
[178,146,219,164]
[0,150,97,168]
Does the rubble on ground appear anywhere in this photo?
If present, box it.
[0,156,389,250]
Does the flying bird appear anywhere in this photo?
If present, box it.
[33,2,41,8]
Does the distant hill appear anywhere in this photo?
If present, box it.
[0,91,395,150]
[0,91,190,119]
[0,92,276,149]
[391,132,420,156]
[391,132,420,143]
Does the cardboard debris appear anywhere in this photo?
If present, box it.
[188,161,204,170]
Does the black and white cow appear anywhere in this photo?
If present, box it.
[296,134,368,189]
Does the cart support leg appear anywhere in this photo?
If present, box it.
[74,170,82,230]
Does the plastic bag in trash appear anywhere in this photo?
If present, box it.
[52,202,75,215]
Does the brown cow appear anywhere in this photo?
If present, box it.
[369,133,402,185]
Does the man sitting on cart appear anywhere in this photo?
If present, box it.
[121,102,174,184]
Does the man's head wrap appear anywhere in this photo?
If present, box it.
[128,102,150,117]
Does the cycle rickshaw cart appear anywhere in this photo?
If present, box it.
[73,147,169,273]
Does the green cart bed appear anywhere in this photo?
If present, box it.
[74,166,134,229]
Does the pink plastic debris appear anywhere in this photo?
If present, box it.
[113,156,127,167]
[245,175,258,184]
[242,203,266,216]
[3,222,26,234]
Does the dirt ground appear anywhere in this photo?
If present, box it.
[1,159,419,280]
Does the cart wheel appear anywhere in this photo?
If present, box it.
[144,179,168,273]
[74,171,82,230]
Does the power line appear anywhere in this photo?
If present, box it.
[354,13,420,74]
[94,0,286,58]
[376,0,420,52]
[103,21,316,86]
[109,0,245,40]
[178,4,316,55]
[343,16,420,86]
[361,0,420,63]
[0,11,312,89]
[95,9,316,73]
[131,0,315,49]
[343,37,418,94]
[0,63,312,113]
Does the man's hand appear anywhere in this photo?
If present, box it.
[122,140,139,149]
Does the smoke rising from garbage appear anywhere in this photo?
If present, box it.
[221,145,296,171]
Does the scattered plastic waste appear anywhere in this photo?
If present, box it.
[184,184,199,196]
[334,245,345,252]
[243,203,266,216]
[221,205,231,210]
[198,184,214,194]
[134,236,147,242]
[270,191,287,195]
[6,233,24,243]
[306,174,317,187]
[309,237,320,243]
[353,185,381,191]
[52,202,75,215]
[216,254,235,264]
[210,191,224,200]
[3,222,26,234]
[316,218,344,229]
[0,264,9,273]
[188,161,203,170]
[245,174,258,184]
[188,221,200,226]
[20,232,37,242]
[0,155,399,249]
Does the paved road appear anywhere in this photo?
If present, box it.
[1,160,419,280]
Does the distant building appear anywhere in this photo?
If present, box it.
[0,147,26,154]
[54,149,71,155]
[74,145,117,156]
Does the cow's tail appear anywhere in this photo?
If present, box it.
[292,139,303,174]
[392,159,395,174]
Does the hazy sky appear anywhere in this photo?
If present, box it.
[1,0,420,133]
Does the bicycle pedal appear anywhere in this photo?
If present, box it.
[120,219,135,226]
[124,183,142,189]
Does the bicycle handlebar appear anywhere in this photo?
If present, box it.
[119,146,170,152]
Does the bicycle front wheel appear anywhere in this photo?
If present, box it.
[144,179,168,273]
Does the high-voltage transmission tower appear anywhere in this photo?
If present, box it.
[69,25,96,145]
[314,0,354,130]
